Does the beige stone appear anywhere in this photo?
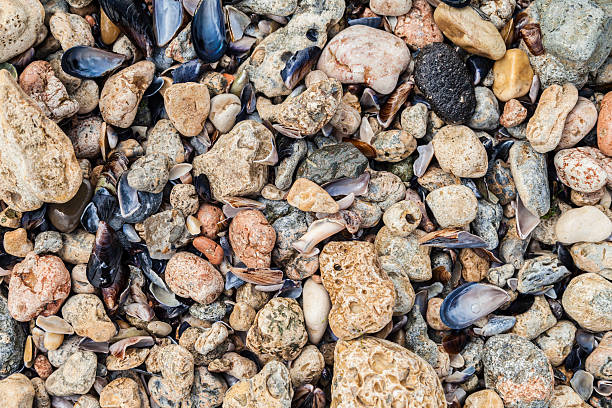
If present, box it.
[0,373,35,408]
[562,273,612,332]
[61,294,117,342]
[99,378,141,408]
[370,0,412,16]
[535,320,576,366]
[431,125,487,178]
[558,97,598,149]
[164,82,210,136]
[460,248,489,282]
[426,298,449,331]
[571,242,612,278]
[287,178,339,213]
[511,296,557,340]
[0,0,45,63]
[3,228,32,257]
[492,49,534,102]
[549,385,590,408]
[223,361,293,408]
[331,337,445,408]
[555,206,612,244]
[425,185,478,228]
[394,0,443,50]
[49,13,94,51]
[464,389,504,408]
[289,345,325,387]
[586,332,612,379]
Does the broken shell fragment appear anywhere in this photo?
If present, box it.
[292,218,346,255]
[419,229,488,249]
[35,315,74,335]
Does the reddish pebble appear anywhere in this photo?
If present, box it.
[193,236,224,265]
[499,99,527,128]
[196,203,225,239]
[393,0,443,50]
[598,92,612,156]
[229,210,276,269]
[8,253,71,322]
[165,251,224,304]
[34,354,53,379]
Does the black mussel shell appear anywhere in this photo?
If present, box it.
[81,202,101,234]
[565,345,588,371]
[280,46,322,90]
[21,205,47,230]
[61,46,126,79]
[100,0,155,57]
[191,0,227,63]
[119,190,162,224]
[154,303,189,320]
[92,187,118,223]
[466,55,493,86]
[144,76,165,97]
[500,294,535,315]
[440,283,510,329]
[172,59,208,83]
[236,82,256,121]
[102,264,129,313]
[87,221,123,288]
[153,0,183,47]
[347,17,382,28]
[441,0,472,7]
[194,174,212,202]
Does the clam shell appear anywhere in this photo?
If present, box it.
[168,163,193,180]
[571,369,594,401]
[36,315,74,335]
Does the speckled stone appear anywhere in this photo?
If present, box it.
[229,209,276,269]
[99,377,141,408]
[61,294,117,342]
[509,141,550,217]
[145,119,185,165]
[558,97,598,149]
[483,334,554,408]
[554,147,608,193]
[425,185,478,228]
[371,130,417,162]
[49,12,94,51]
[404,305,439,366]
[375,226,431,282]
[432,125,488,178]
[143,209,187,260]
[516,255,570,294]
[45,351,97,396]
[471,199,503,250]
[0,374,35,408]
[464,390,505,408]
[296,142,368,185]
[570,242,612,279]
[164,82,210,137]
[549,385,590,408]
[468,86,500,130]
[562,273,612,332]
[0,0,45,63]
[360,169,406,211]
[510,295,557,340]
[223,361,292,408]
[393,0,443,50]
[0,293,25,377]
[275,139,307,190]
[586,331,612,380]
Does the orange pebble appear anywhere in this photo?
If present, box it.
[193,236,224,265]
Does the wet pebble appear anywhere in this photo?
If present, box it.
[509,141,550,217]
[296,142,368,184]
[468,86,500,130]
[492,49,534,102]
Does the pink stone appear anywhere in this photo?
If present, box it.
[393,0,443,50]
[229,210,276,269]
[165,252,224,305]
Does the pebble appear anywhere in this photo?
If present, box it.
[432,125,488,178]
[165,251,224,304]
[190,367,227,408]
[0,0,45,63]
[19,60,79,122]
[317,25,410,94]
[208,93,241,134]
[433,3,506,60]
[586,331,612,380]
[400,103,428,139]
[0,374,35,408]
[246,297,307,360]
[549,385,590,408]
[487,263,515,287]
[302,278,331,345]
[332,337,445,407]
[509,141,550,217]
[61,294,117,341]
[562,273,612,332]
[598,92,612,156]
[99,377,141,408]
[468,86,500,130]
[57,229,94,264]
[371,129,417,162]
[516,255,570,294]
[296,142,368,185]
[73,79,98,114]
[554,147,608,193]
[287,178,338,213]
[413,43,476,124]
[482,334,554,408]
[510,295,557,340]
[289,344,325,387]
[229,209,276,268]
[3,227,33,257]
[8,253,70,322]
[0,293,25,377]
[143,209,187,260]
[425,184,478,228]
[45,350,96,396]
[193,120,273,200]
[196,203,224,239]
[375,225,431,282]
[169,184,199,216]
[0,208,21,228]
[558,97,598,149]
[472,199,503,250]
[369,0,412,16]
[535,320,576,367]
[426,297,449,331]
[275,139,307,190]
[393,0,443,50]
[0,70,82,212]
[145,120,185,165]
[193,236,224,265]
[223,361,292,408]
[320,241,395,339]
[67,116,102,159]
[460,248,490,282]
[382,200,421,237]
[500,99,528,128]
[526,83,579,153]
[148,344,194,404]
[555,206,612,244]
[464,389,504,408]
[48,179,93,233]
[49,12,94,51]
[164,82,210,137]
[106,348,149,371]
[492,49,534,102]
[570,242,612,279]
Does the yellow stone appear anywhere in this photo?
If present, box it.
[492,49,534,102]
[286,178,339,213]
[100,7,120,46]
[433,3,506,60]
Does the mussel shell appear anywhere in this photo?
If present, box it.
[466,55,493,86]
[441,0,471,7]
[118,190,163,224]
[86,221,123,288]
[191,0,227,63]
[61,46,126,79]
[100,0,155,57]
[144,76,165,97]
[440,283,511,329]
[280,46,322,90]
[193,173,212,202]
[347,17,382,28]
[153,0,183,47]
[571,369,594,401]
[80,202,100,234]
[172,59,208,83]
[442,332,467,354]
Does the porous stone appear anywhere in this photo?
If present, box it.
[229,209,276,269]
[236,0,297,15]
[516,255,570,294]
[188,366,227,408]
[0,374,35,408]
[464,389,504,408]
[45,351,96,396]
[413,43,475,124]
[170,184,199,216]
[331,337,445,408]
[509,141,550,217]
[468,86,500,130]
[483,334,554,408]
[460,248,490,282]
[165,251,224,305]
[570,242,612,278]
[193,120,273,200]
[510,295,557,340]
[492,49,534,102]
[72,79,98,115]
[558,97,598,149]
[148,344,195,404]
[289,345,325,387]
[425,185,478,228]
[535,320,576,367]
[67,116,102,159]
[317,25,410,94]
[3,227,33,257]
[223,361,293,408]
[555,206,612,244]
[375,226,431,283]
[61,294,117,342]
[99,377,141,408]
[49,12,93,51]
[0,293,25,377]
[370,0,411,15]
[393,0,443,50]
[562,273,612,332]
[586,331,612,380]
[400,103,428,139]
[145,119,185,165]
[471,199,503,250]
[296,142,368,185]
[554,147,608,193]
[0,70,82,212]
[320,241,396,340]
[487,263,515,287]
[432,125,488,178]
[371,130,417,162]
[127,153,170,194]
[0,0,45,63]
[164,82,210,137]
[57,229,94,264]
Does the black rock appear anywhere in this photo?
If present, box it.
[414,43,476,124]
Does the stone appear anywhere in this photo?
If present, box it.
[331,337,445,408]
[47,335,80,367]
[468,86,500,130]
[148,344,195,404]
[500,99,528,128]
[375,226,431,284]
[143,209,187,260]
[598,92,612,156]
[246,297,307,360]
[426,297,449,331]
[302,278,331,345]
[0,70,82,212]
[417,166,460,191]
[488,263,515,287]
[432,125,488,178]
[549,385,590,408]
[289,344,325,387]
[425,184,478,228]
[127,153,170,194]
[196,203,224,239]
[3,227,32,257]
[193,120,273,200]
[413,43,476,124]
[320,241,395,340]
[164,82,210,137]
[170,184,199,216]
[511,295,557,340]
[371,129,417,162]
[516,255,570,294]
[72,79,98,114]
[433,3,506,60]
[275,139,307,190]
[382,200,421,237]
[492,49,534,102]
[48,179,93,233]
[570,242,612,278]
[558,97,598,149]
[586,332,612,380]
[483,334,554,408]
[57,229,94,264]
[45,351,96,396]
[0,293,25,377]
[464,390,505,408]
[257,78,342,136]
[526,83,579,153]
[0,0,45,63]
[393,0,443,50]
[165,251,224,305]
[67,116,102,159]
[400,103,428,139]
[509,141,550,217]
[61,294,117,341]
[317,25,410,94]
[370,0,411,15]
[75,395,101,408]
[19,60,79,121]
[229,209,276,269]
[8,253,70,322]
[0,208,21,228]
[99,61,155,128]
[296,142,368,185]
[146,119,185,165]
[554,147,608,193]
[286,178,339,213]
[236,0,297,16]
[223,361,293,408]
[188,367,227,408]
[0,374,35,408]
[473,0,515,29]
[535,320,576,367]
[472,199,503,250]
[562,273,612,332]
[49,12,93,51]
[99,378,141,408]
[555,206,612,244]
[460,248,490,282]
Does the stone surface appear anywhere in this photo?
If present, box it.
[0,0,45,63]
[127,153,170,194]
[317,25,410,94]
[61,294,117,341]
[286,178,338,213]
[472,199,503,250]
[67,116,102,160]
[148,344,195,404]
[0,293,25,377]
[535,320,576,367]
[509,141,550,217]
[146,119,185,165]
[58,229,94,264]
[208,93,241,134]
[432,125,488,178]
[393,0,443,50]
[0,374,35,408]
[170,183,199,216]
[500,99,528,128]
[289,344,325,387]
[425,184,478,228]
[223,361,293,408]
[165,251,224,305]
[143,209,187,260]
[370,0,411,15]
[562,273,612,332]
[99,61,155,128]
[3,227,32,257]
[296,142,368,185]
[570,242,612,278]
[193,120,273,200]
[375,226,431,283]
[483,334,554,408]
[516,255,570,294]
[598,91,612,156]
[99,377,141,408]
[164,82,210,137]
[464,390,505,408]
[45,351,96,396]
[320,241,395,340]
[48,179,93,233]
[229,209,276,269]
[433,3,506,60]
[586,331,612,380]
[554,147,608,193]
[0,70,82,212]
[549,385,590,408]
[246,297,307,360]
[493,49,534,102]
[558,97,598,149]
[371,130,416,163]
[413,43,475,124]
[510,295,557,340]
[526,83,579,153]
[400,103,428,139]
[49,12,93,51]
[555,206,612,244]
[468,86,500,130]
[331,337,445,408]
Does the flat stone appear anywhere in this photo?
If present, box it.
[296,142,368,185]
[570,242,612,279]
[45,351,96,396]
[164,82,210,137]
[555,206,612,244]
[393,0,443,50]
[516,255,570,294]
[432,125,488,178]
[562,273,612,332]
[509,141,550,217]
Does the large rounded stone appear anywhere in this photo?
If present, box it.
[562,273,612,332]
[425,185,478,228]
[0,0,45,63]
[431,125,488,178]
[555,206,612,244]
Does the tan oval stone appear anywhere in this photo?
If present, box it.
[586,331,612,380]
[432,125,487,178]
[425,185,478,228]
[99,377,141,408]
[555,206,612,244]
[558,97,598,149]
[0,0,45,63]
[562,273,612,332]
[49,12,94,51]
[570,242,612,278]
[370,0,412,16]
[61,294,117,342]
[164,82,211,136]
[426,298,449,331]
[287,178,339,213]
[492,49,534,102]
[464,389,504,408]
[597,91,612,156]
[549,385,590,408]
[0,373,35,408]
